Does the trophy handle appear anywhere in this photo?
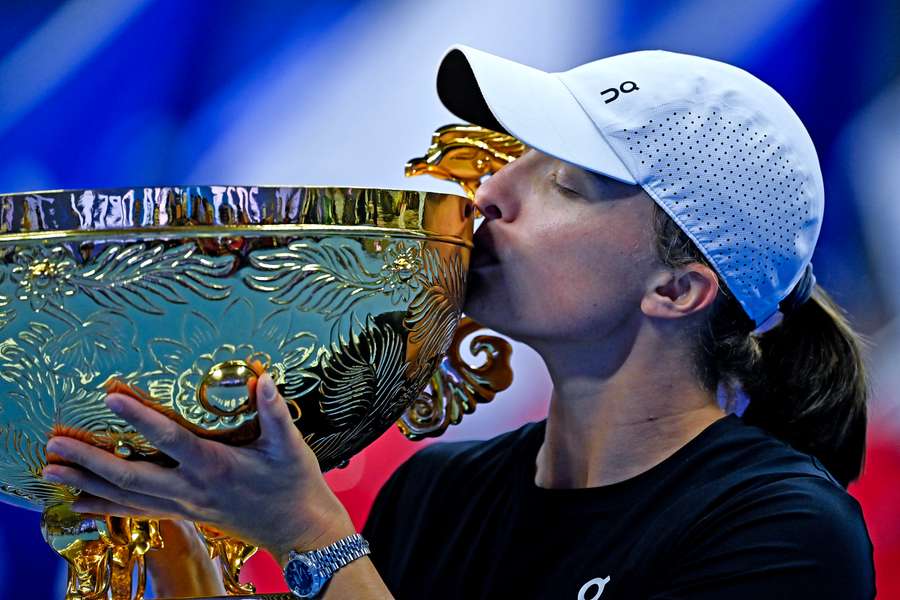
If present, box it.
[398,317,513,440]
[405,123,526,199]
[400,124,522,439]
[195,523,259,595]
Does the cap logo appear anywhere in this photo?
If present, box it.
[601,81,639,104]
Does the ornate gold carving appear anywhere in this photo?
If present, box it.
[196,523,259,596]
[404,250,467,366]
[107,517,162,600]
[399,317,513,440]
[140,298,318,436]
[313,316,411,466]
[405,124,526,199]
[41,504,162,600]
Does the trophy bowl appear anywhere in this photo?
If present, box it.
[0,185,478,507]
[0,125,522,599]
[0,183,514,599]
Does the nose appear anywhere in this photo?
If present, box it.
[473,164,520,222]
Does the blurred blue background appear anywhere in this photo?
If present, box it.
[1,0,898,597]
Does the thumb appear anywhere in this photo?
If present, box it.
[255,373,300,450]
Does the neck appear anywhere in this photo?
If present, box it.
[530,324,725,489]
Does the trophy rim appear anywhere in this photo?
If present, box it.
[0,225,472,247]
[0,183,468,199]
[0,184,473,245]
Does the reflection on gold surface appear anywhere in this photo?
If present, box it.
[399,317,513,440]
[41,504,162,600]
[195,524,258,596]
[405,124,526,199]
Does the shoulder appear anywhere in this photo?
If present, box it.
[683,415,872,554]
[655,417,875,598]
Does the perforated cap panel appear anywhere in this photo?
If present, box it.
[603,101,820,325]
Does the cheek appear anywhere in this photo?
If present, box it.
[510,216,651,332]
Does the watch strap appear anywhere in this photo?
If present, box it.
[310,533,371,578]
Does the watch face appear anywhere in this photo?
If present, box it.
[285,554,326,598]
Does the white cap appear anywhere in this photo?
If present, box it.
[436,45,823,328]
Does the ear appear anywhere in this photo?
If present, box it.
[641,264,719,320]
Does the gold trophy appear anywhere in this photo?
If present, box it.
[0,126,524,599]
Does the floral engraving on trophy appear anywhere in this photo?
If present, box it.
[74,243,234,315]
[48,310,143,385]
[404,251,467,366]
[0,429,75,504]
[312,316,410,469]
[379,241,424,303]
[144,298,319,432]
[6,242,234,317]
[10,246,77,311]
[0,272,16,329]
[247,239,424,313]
[0,313,147,505]
[307,248,466,470]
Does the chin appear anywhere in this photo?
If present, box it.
[462,273,505,329]
[462,275,534,341]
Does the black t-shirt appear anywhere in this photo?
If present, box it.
[362,414,875,599]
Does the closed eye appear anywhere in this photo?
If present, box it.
[551,172,581,197]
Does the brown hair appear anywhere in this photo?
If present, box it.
[652,202,869,486]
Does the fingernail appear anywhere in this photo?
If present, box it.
[105,395,124,413]
[260,374,276,404]
[43,468,62,483]
[46,439,62,455]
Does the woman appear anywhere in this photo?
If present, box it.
[41,46,875,599]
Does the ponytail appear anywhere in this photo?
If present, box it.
[741,288,868,486]
[652,203,869,486]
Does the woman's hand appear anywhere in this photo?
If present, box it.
[42,373,356,564]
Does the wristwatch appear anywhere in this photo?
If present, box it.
[283,532,371,598]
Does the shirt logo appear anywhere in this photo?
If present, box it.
[578,576,611,599]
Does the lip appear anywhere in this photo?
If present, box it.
[469,225,501,269]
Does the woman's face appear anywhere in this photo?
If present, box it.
[464,149,662,345]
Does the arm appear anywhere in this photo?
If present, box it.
[144,520,226,598]
[322,557,393,599]
[41,373,395,599]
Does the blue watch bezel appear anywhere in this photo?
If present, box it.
[285,552,327,598]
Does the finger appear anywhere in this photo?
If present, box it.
[255,373,300,450]
[45,436,185,499]
[69,493,177,520]
[42,465,188,519]
[105,393,206,463]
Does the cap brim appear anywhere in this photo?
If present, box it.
[436,45,637,185]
